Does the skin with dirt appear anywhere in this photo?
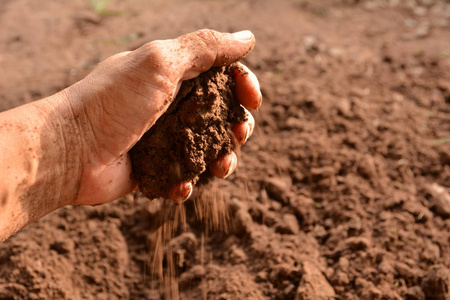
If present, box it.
[0,1,449,300]
[130,64,246,200]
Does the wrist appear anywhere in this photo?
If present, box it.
[32,90,85,208]
[0,91,84,240]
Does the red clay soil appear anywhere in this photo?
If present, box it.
[0,0,449,299]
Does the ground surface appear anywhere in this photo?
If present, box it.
[1,0,450,299]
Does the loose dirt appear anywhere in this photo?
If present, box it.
[130,64,245,200]
[0,0,449,300]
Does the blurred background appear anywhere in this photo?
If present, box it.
[0,0,449,299]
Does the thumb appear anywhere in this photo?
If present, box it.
[172,29,256,80]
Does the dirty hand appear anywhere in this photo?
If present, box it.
[70,29,261,205]
[0,29,261,241]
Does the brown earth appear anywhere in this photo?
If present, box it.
[1,0,450,299]
[130,64,245,200]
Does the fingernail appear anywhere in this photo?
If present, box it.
[182,182,193,201]
[231,30,253,41]
[246,112,255,136]
[170,182,193,203]
[244,123,250,143]
[224,152,238,178]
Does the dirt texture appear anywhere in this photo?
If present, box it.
[130,65,245,200]
[1,0,450,299]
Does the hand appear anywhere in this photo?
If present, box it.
[67,29,261,205]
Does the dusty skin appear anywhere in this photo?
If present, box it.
[0,0,449,300]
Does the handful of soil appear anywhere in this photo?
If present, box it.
[130,64,246,200]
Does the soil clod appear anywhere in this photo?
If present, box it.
[130,65,246,200]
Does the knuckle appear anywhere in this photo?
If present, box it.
[192,29,219,58]
[140,40,166,63]
[138,40,178,85]
[194,29,219,46]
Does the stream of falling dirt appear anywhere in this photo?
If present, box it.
[146,132,246,299]
[147,180,233,300]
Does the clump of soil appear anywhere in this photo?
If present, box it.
[130,64,246,200]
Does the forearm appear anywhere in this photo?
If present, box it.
[0,90,82,241]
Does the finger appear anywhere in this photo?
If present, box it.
[209,152,238,179]
[231,63,262,111]
[232,108,255,145]
[171,29,256,81]
[169,181,193,203]
[232,122,249,146]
